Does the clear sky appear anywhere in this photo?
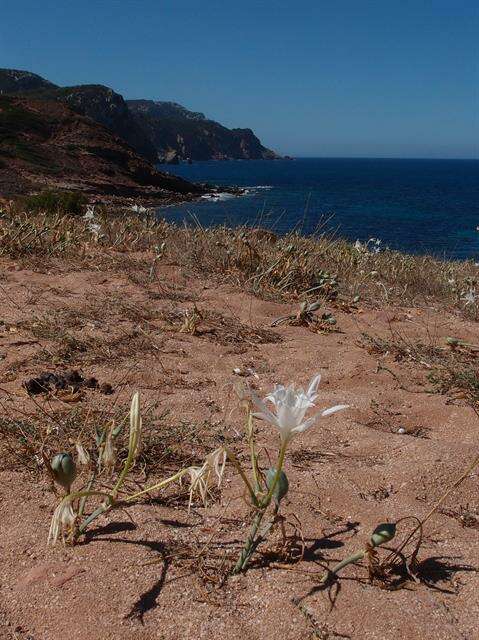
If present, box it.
[1,0,478,158]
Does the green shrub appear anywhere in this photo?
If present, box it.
[24,190,88,215]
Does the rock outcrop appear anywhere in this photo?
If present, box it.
[127,99,280,163]
[0,95,204,199]
[57,85,159,163]
[0,69,56,95]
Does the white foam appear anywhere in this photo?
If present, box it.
[201,192,235,202]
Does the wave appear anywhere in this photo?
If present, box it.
[201,192,235,202]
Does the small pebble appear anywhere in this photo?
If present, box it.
[398,427,406,434]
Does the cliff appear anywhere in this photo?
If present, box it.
[0,95,204,199]
[127,99,280,163]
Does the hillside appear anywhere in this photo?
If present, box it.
[0,95,204,200]
[0,68,56,94]
[127,99,280,162]
[0,69,280,164]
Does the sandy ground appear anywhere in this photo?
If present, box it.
[0,251,478,640]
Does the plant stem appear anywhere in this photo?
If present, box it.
[78,470,97,518]
[124,468,188,502]
[233,440,288,574]
[246,410,261,492]
[320,549,366,583]
[78,470,188,535]
[224,447,259,507]
[233,509,265,574]
[260,441,287,508]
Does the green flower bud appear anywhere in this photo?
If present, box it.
[51,452,76,492]
[370,522,396,547]
[266,467,289,505]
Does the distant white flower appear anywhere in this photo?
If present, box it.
[48,498,76,544]
[354,238,383,254]
[462,289,478,307]
[87,222,101,238]
[83,205,95,220]
[252,374,348,443]
[131,204,147,213]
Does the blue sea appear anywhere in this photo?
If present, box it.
[156,158,479,260]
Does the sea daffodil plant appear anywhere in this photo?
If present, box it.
[47,391,226,544]
[230,374,348,573]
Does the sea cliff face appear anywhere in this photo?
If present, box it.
[126,100,279,163]
[0,69,279,165]
[58,85,159,163]
[0,67,279,197]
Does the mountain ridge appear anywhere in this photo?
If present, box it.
[0,69,279,164]
[127,99,279,163]
[0,93,204,200]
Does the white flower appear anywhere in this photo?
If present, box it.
[48,498,77,544]
[88,222,101,238]
[131,204,147,213]
[462,289,477,307]
[252,374,348,443]
[83,205,95,220]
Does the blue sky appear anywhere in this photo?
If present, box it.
[1,0,477,158]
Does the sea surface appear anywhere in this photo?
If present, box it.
[156,158,479,260]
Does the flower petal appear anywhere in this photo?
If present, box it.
[306,373,321,399]
[251,391,279,425]
[321,404,349,417]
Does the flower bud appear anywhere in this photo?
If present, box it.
[266,467,289,505]
[101,430,116,475]
[51,452,76,492]
[370,522,396,547]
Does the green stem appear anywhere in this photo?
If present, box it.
[233,440,288,574]
[111,446,135,500]
[260,440,287,508]
[246,410,261,492]
[320,549,366,583]
[78,470,188,535]
[124,468,189,502]
[78,470,97,518]
[224,447,259,507]
[233,509,265,574]
[78,504,111,534]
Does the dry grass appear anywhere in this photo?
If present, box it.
[360,322,479,408]
[159,306,282,347]
[0,389,232,483]
[1,202,478,316]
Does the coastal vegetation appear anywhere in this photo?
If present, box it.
[0,200,478,637]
